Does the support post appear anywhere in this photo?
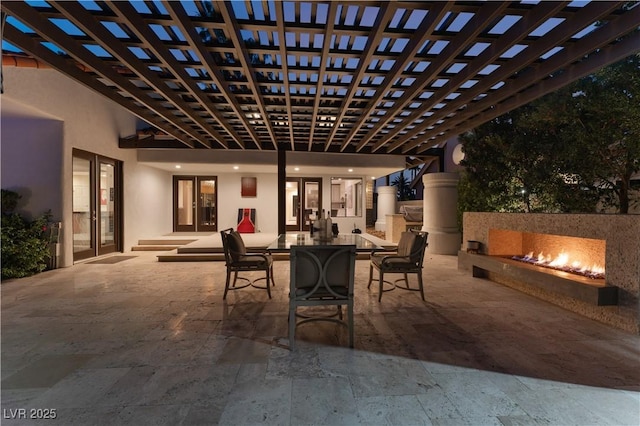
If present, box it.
[278,148,286,235]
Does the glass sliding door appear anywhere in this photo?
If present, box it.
[72,152,94,259]
[198,177,217,232]
[173,176,217,232]
[286,177,322,231]
[174,177,195,232]
[302,179,320,231]
[98,160,117,255]
[72,149,122,261]
[285,179,300,231]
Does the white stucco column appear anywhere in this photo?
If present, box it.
[375,186,396,232]
[423,173,461,254]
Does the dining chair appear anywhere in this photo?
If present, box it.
[219,228,275,299]
[289,245,357,350]
[367,230,428,302]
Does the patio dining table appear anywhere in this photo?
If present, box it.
[266,233,385,253]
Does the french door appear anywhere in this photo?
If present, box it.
[72,149,122,261]
[286,177,322,232]
[173,176,218,232]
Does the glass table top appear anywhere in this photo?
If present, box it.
[266,233,384,253]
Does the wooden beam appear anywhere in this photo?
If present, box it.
[1,1,202,147]
[395,1,626,153]
[323,2,394,152]
[109,1,240,149]
[51,1,218,149]
[220,0,279,150]
[342,1,455,153]
[2,24,195,147]
[273,1,295,150]
[418,29,640,152]
[308,1,338,150]
[164,1,266,150]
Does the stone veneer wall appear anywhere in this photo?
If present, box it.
[460,213,640,334]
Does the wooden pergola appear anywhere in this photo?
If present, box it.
[2,1,639,168]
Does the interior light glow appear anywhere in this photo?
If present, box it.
[175,165,181,169]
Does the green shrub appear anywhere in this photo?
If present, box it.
[1,189,52,280]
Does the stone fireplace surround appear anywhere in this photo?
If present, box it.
[458,213,640,334]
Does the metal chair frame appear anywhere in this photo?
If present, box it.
[289,245,357,350]
[220,228,275,299]
[368,230,428,302]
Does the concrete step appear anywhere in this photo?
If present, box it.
[157,253,225,262]
[132,245,182,251]
[137,239,196,245]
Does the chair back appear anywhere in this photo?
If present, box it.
[290,245,356,301]
[396,230,428,266]
[220,227,246,265]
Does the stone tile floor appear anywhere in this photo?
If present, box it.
[1,252,638,425]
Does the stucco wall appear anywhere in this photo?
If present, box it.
[1,66,171,266]
[215,172,278,233]
[126,164,173,244]
[1,113,64,221]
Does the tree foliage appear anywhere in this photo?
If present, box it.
[459,54,640,215]
[391,171,415,201]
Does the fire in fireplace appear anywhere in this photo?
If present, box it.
[510,251,605,279]
[488,229,606,281]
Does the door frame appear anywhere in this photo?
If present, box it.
[72,149,123,261]
[173,175,218,232]
[286,177,322,232]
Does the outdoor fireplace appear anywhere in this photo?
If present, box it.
[459,213,640,334]
[488,229,606,280]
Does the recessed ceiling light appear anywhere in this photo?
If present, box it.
[371,176,376,179]
[348,168,353,172]
[233,166,239,170]
[294,167,300,171]
[175,165,181,169]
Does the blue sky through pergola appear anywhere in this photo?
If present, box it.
[3,1,601,61]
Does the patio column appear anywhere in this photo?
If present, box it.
[278,148,286,235]
[375,186,396,232]
[422,172,461,254]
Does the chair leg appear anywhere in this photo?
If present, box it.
[223,269,232,300]
[417,271,425,301]
[378,270,384,302]
[265,268,272,299]
[367,264,373,289]
[232,271,239,287]
[403,273,409,287]
[270,265,276,287]
[289,304,297,350]
[347,301,354,348]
